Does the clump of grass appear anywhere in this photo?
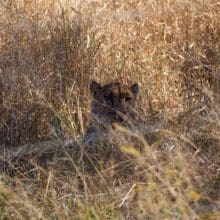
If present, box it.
[0,0,219,219]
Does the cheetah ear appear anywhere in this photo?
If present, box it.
[90,81,102,96]
[131,83,140,95]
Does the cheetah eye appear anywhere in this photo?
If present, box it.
[125,97,132,101]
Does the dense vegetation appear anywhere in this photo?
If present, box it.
[0,0,219,219]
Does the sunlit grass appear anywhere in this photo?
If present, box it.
[0,0,219,219]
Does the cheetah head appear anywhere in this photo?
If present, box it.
[90,81,140,123]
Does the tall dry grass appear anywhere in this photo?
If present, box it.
[0,0,219,219]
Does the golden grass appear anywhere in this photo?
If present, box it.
[0,0,219,219]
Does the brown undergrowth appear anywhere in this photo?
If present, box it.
[0,0,219,219]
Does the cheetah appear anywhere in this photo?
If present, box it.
[83,80,141,169]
